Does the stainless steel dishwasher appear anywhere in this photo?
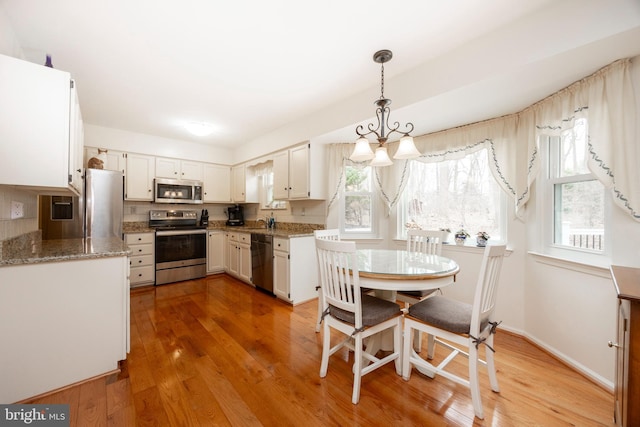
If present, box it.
[250,233,274,294]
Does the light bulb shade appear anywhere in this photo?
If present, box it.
[393,135,421,159]
[349,137,375,161]
[370,146,393,167]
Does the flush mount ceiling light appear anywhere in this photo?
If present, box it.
[349,49,421,167]
[184,121,215,137]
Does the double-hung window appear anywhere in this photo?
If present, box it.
[540,118,610,261]
[340,164,375,237]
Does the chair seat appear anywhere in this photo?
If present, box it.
[407,296,488,334]
[398,289,437,298]
[330,295,401,327]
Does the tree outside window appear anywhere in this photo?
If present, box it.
[400,149,503,242]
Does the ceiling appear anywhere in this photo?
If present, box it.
[3,0,640,156]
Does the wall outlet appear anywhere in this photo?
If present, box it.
[10,201,24,219]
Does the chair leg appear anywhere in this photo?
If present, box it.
[486,334,500,392]
[413,328,423,352]
[402,321,413,381]
[352,334,364,404]
[319,323,331,377]
[393,320,402,375]
[315,293,323,333]
[426,333,435,359]
[468,343,484,419]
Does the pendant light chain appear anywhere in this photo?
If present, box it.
[380,62,385,100]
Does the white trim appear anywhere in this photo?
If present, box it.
[528,251,610,278]
[522,330,613,392]
[496,323,613,392]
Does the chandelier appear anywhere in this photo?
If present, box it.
[349,49,421,166]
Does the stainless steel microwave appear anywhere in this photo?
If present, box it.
[154,178,203,204]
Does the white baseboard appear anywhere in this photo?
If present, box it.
[499,325,614,393]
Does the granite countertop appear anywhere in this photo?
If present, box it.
[1,219,320,267]
[123,221,318,238]
[0,236,130,267]
[220,227,314,238]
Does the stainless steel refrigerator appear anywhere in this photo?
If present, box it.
[39,168,124,239]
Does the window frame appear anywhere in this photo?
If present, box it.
[339,164,379,239]
[259,171,287,210]
[538,132,612,265]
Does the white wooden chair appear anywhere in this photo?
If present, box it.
[396,229,446,307]
[314,229,341,332]
[316,238,403,404]
[402,244,507,420]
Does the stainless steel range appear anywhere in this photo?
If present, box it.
[149,210,207,285]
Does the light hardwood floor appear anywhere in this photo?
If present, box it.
[26,274,614,426]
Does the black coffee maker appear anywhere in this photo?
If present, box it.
[200,209,209,227]
[226,204,244,226]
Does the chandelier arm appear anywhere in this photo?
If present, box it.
[385,121,415,139]
[355,108,384,138]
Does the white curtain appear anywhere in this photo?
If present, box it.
[327,57,638,222]
[326,144,351,213]
[530,59,639,220]
[252,160,273,177]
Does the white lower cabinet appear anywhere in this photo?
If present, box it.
[125,232,155,287]
[0,256,129,403]
[226,232,251,283]
[207,230,225,273]
[273,235,317,305]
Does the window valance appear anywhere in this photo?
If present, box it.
[327,57,638,221]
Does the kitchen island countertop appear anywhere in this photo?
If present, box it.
[0,236,130,267]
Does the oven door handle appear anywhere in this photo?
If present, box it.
[155,229,207,237]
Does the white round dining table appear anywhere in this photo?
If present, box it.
[356,249,459,294]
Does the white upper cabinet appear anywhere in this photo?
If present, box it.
[203,164,231,203]
[125,153,155,201]
[272,143,326,200]
[272,150,290,200]
[231,164,258,203]
[0,54,83,193]
[155,157,203,181]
